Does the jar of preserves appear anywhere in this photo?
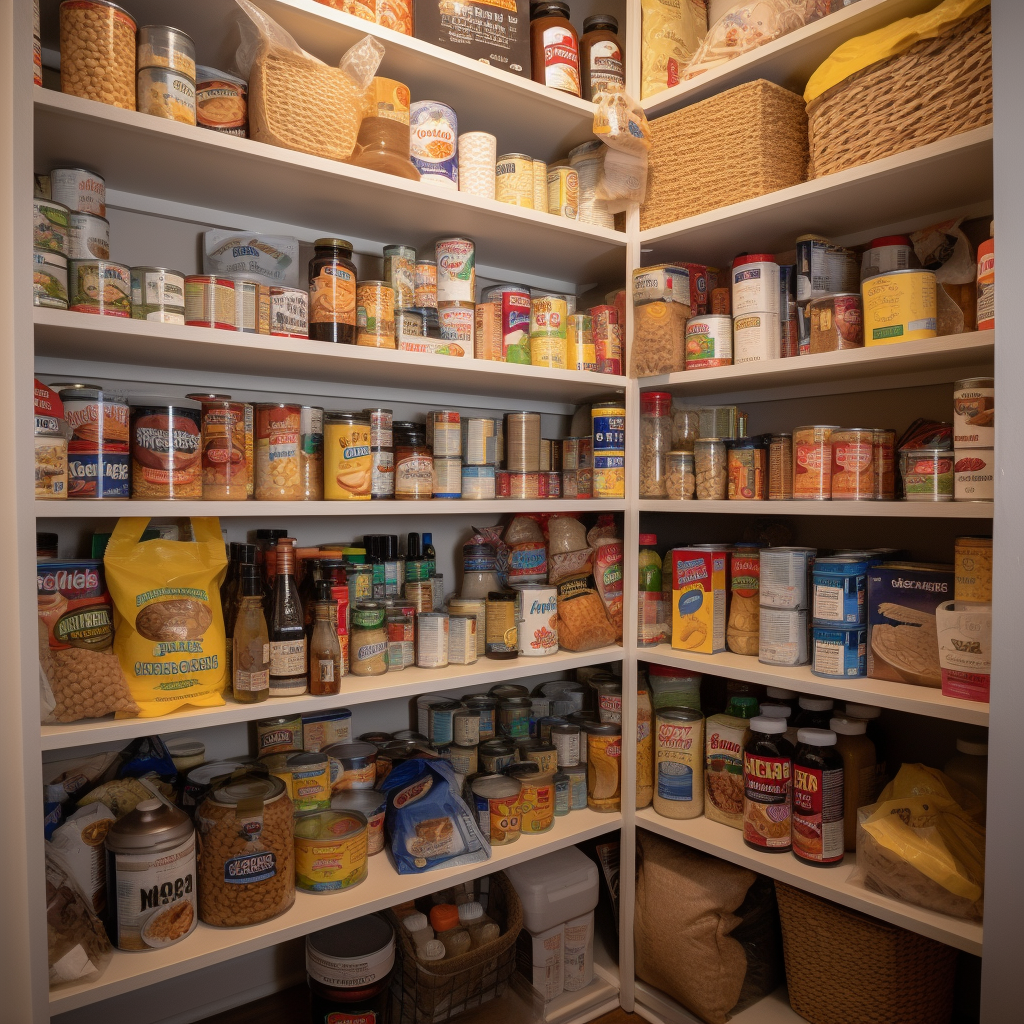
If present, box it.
[665,451,695,500]
[309,238,357,344]
[530,1,581,97]
[350,602,389,675]
[581,15,624,101]
[394,440,433,499]
[693,437,727,500]
[639,391,672,498]
[727,436,767,500]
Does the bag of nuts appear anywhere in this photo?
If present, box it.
[104,517,228,718]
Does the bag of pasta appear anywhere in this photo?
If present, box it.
[104,517,228,718]
[641,0,708,98]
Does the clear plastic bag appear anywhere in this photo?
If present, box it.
[593,84,651,209]
[46,844,113,987]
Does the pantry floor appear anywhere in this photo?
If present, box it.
[197,986,633,1024]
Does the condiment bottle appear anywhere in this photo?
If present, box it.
[309,238,357,344]
[792,728,844,865]
[530,1,581,97]
[459,901,500,948]
[830,716,877,850]
[793,695,834,730]
[844,702,887,788]
[310,580,342,695]
[743,716,794,852]
[759,703,798,746]
[943,736,988,821]
[581,15,624,101]
[232,564,269,704]
[269,539,307,696]
[401,911,433,949]
[429,904,471,959]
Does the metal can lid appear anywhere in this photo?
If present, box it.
[314,237,354,250]
[293,809,367,841]
[105,797,192,851]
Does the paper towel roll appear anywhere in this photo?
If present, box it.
[458,132,497,200]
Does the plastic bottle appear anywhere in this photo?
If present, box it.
[459,901,500,948]
[419,939,445,962]
[742,716,795,852]
[793,695,834,730]
[830,715,877,850]
[401,911,433,949]
[759,703,798,746]
[792,728,844,864]
[944,737,988,821]
[429,904,471,959]
[844,702,887,787]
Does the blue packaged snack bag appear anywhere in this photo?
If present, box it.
[379,758,490,873]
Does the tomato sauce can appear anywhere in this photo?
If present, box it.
[185,274,235,329]
[684,314,732,369]
[435,237,475,304]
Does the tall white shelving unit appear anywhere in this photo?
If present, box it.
[2,1,1015,1022]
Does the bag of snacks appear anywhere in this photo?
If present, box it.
[46,843,113,987]
[641,0,708,98]
[38,560,140,724]
[548,515,593,585]
[379,757,490,874]
[594,539,625,639]
[104,517,228,718]
[631,300,687,377]
[505,515,548,584]
[555,577,617,651]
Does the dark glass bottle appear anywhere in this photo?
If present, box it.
[308,237,357,344]
[743,716,795,853]
[233,564,270,704]
[423,532,436,575]
[269,538,307,696]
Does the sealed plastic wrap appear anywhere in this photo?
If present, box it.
[641,0,708,98]
[548,515,592,585]
[46,844,113,988]
[555,579,617,651]
[854,763,985,920]
[593,85,651,209]
[235,0,383,162]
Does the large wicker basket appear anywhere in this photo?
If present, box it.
[807,5,992,179]
[640,79,808,231]
[388,872,523,1024]
[248,49,364,162]
[775,882,957,1024]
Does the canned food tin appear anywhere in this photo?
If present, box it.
[796,235,859,301]
[417,612,450,667]
[873,428,896,500]
[448,616,478,665]
[567,314,596,371]
[324,415,372,501]
[727,438,766,500]
[514,583,558,656]
[231,278,261,334]
[592,454,624,499]
[547,165,579,219]
[131,266,186,323]
[731,255,779,315]
[129,400,202,499]
[69,259,131,316]
[504,471,537,499]
[759,547,816,609]
[955,537,992,604]
[432,456,462,498]
[954,449,994,501]
[529,295,567,338]
[195,66,248,135]
[538,470,561,498]
[953,377,994,448]
[861,235,914,281]
[829,428,875,500]
[862,269,938,344]
[759,607,809,666]
[900,447,953,502]
[258,714,304,757]
[303,709,353,752]
[410,102,458,188]
[461,418,495,466]
[137,67,196,124]
[356,281,396,348]
[35,430,68,499]
[483,284,531,363]
[499,697,532,739]
[532,159,548,212]
[793,424,840,500]
[495,153,534,208]
[769,433,793,500]
[330,790,385,855]
[277,752,332,812]
[50,167,106,217]
[435,237,475,303]
[684,315,732,370]
[190,396,248,500]
[450,600,488,658]
[414,259,437,308]
[809,293,863,352]
[812,558,868,625]
[592,402,625,454]
[137,24,196,78]
[976,238,994,331]
[33,198,69,256]
[33,249,69,309]
[438,302,474,355]
[395,308,423,340]
[591,306,622,374]
[270,286,308,338]
[67,211,109,260]
[471,774,522,844]
[733,312,780,363]
[381,244,416,310]
[797,303,811,355]
[58,384,131,500]
[255,403,320,501]
[812,625,866,678]
[551,723,581,767]
[185,275,235,329]
[293,810,368,894]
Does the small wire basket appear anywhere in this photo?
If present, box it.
[388,872,523,1024]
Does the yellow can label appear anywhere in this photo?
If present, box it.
[530,335,567,368]
[324,420,372,500]
[519,779,554,833]
[862,270,937,345]
[294,818,368,893]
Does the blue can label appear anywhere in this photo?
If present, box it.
[67,450,131,498]
[592,412,625,452]
[812,626,866,678]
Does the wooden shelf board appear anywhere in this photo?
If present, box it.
[638,499,993,519]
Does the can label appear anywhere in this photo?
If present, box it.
[684,316,732,369]
[270,286,308,338]
[410,102,458,187]
[310,266,356,325]
[793,763,844,863]
[591,408,625,452]
[812,625,865,678]
[500,290,532,363]
[743,753,791,849]
[435,238,475,304]
[384,248,416,308]
[547,166,579,219]
[495,154,534,208]
[656,718,700,803]
[541,25,580,94]
[863,270,937,344]
[414,261,437,308]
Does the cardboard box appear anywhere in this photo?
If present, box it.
[415,0,530,78]
[671,547,727,654]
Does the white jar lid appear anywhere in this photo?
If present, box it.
[798,696,833,711]
[750,716,787,734]
[956,737,988,756]
[760,705,791,719]
[797,728,836,746]
[845,702,881,720]
[830,716,866,736]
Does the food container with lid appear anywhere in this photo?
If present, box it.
[293,810,368,894]
[900,447,954,501]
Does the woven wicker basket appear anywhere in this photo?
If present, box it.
[775,882,957,1024]
[640,79,808,232]
[248,49,364,162]
[807,5,992,179]
[388,872,523,1024]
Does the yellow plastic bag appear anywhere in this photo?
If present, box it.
[105,518,228,717]
[640,0,708,99]
[804,0,989,103]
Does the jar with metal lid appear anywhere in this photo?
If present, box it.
[581,14,624,101]
[498,696,532,739]
[769,433,793,500]
[640,391,672,498]
[694,437,727,500]
[196,770,295,927]
[350,602,389,675]
[394,440,433,499]
[584,721,621,812]
[104,797,197,949]
[309,238,357,344]
[530,0,581,96]
[727,436,767,500]
[665,450,695,500]
[60,0,137,110]
[137,25,196,80]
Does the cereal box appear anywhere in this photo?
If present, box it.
[671,547,728,654]
[866,564,953,687]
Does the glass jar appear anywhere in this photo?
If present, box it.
[694,437,727,500]
[671,405,699,451]
[664,451,695,500]
[640,391,673,498]
[350,602,389,676]
[727,436,767,500]
[394,442,433,499]
[530,1,581,97]
[581,14,624,101]
[309,238,357,344]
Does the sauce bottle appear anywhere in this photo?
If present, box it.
[742,716,794,852]
[530,2,581,97]
[793,695,834,730]
[309,238,357,344]
[792,728,844,864]
[581,15,624,101]
[830,716,877,850]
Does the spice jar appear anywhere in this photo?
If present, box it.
[350,602,389,676]
[530,1,581,97]
[394,438,433,499]
[60,0,137,110]
[727,436,767,500]
[309,238,357,344]
[694,437,727,500]
[664,451,695,500]
[768,433,793,500]
[581,15,624,101]
[640,391,672,498]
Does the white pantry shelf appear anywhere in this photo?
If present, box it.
[33,88,626,286]
[48,808,622,1014]
[639,126,993,267]
[34,309,628,406]
[638,499,993,519]
[641,0,946,117]
[635,981,802,1024]
[637,331,993,400]
[40,645,623,750]
[638,647,989,726]
[636,810,982,955]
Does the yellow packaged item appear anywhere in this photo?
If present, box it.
[671,547,727,654]
[104,517,228,717]
[804,0,988,104]
[640,0,707,99]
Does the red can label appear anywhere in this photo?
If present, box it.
[743,752,791,849]
[793,764,844,863]
[495,470,511,498]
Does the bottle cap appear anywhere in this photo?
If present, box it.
[845,702,881,720]
[797,728,837,746]
[728,696,759,718]
[829,716,866,736]
[429,904,460,932]
[639,533,658,545]
[766,686,796,699]
[760,705,791,720]
[798,696,833,711]
[750,716,787,735]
